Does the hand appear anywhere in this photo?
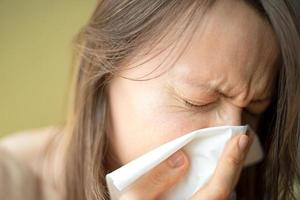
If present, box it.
[119,131,254,200]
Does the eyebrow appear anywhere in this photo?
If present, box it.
[173,79,273,102]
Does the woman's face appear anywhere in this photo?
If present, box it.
[107,0,280,166]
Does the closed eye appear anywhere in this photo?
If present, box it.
[183,99,215,112]
[183,98,271,115]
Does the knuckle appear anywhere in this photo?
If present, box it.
[226,153,243,167]
[149,169,167,186]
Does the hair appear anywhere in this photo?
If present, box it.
[61,0,300,199]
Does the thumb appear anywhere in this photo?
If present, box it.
[191,132,254,200]
[120,150,189,200]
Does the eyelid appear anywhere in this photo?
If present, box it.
[182,96,212,106]
[183,99,214,112]
[171,85,219,111]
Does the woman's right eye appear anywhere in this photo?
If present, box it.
[183,99,214,112]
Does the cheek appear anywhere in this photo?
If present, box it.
[107,77,211,165]
[108,76,262,166]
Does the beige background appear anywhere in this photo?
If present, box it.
[1,0,300,197]
[0,0,97,137]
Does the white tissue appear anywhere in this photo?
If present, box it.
[105,125,264,200]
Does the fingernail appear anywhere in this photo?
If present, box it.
[167,150,185,168]
[238,134,249,152]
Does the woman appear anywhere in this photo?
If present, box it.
[0,0,299,199]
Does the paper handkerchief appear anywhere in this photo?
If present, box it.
[106,125,264,200]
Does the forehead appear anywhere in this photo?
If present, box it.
[118,0,280,100]
[167,0,280,99]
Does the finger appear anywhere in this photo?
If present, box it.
[191,131,254,200]
[120,150,189,200]
[211,131,254,198]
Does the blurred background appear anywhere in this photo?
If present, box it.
[1,0,300,197]
[0,0,97,137]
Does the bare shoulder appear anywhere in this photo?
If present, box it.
[0,126,62,169]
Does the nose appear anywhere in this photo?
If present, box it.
[212,103,242,126]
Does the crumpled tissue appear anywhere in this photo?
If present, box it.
[106,124,263,200]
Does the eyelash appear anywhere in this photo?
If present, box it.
[183,99,262,117]
[183,100,213,112]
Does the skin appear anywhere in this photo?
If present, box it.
[106,1,280,199]
[107,0,280,166]
[0,0,280,199]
